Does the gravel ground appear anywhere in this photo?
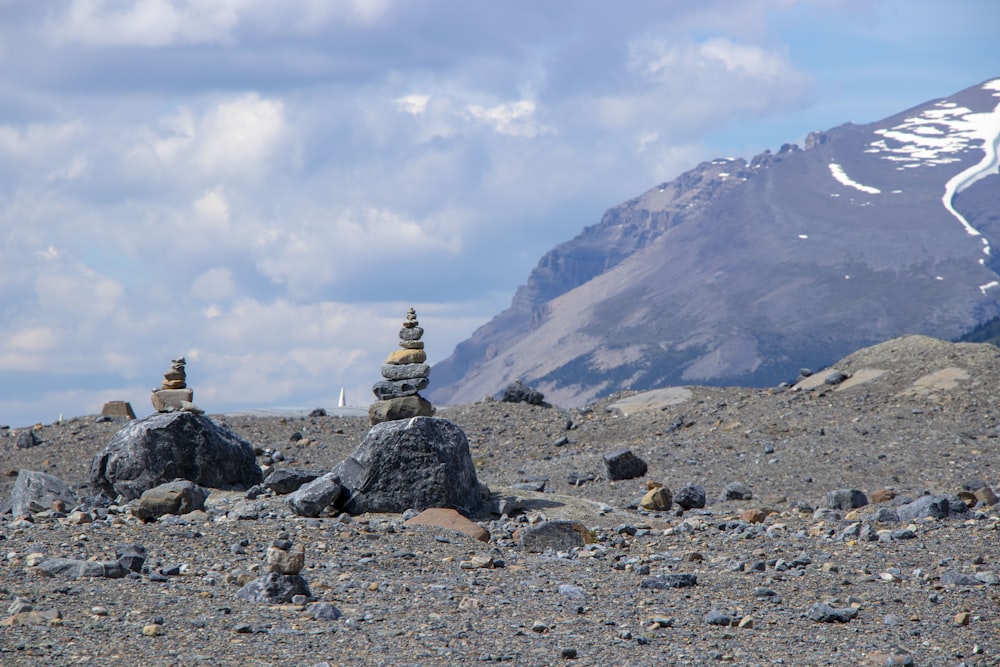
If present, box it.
[1,335,999,666]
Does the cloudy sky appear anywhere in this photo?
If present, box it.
[1,0,997,426]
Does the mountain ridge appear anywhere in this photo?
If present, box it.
[430,78,1000,407]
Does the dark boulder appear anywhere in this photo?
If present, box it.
[333,417,481,515]
[10,470,77,517]
[602,448,647,481]
[263,468,322,495]
[287,473,342,517]
[89,412,262,501]
[235,572,311,603]
[15,430,40,449]
[501,380,546,406]
[675,483,707,510]
[826,488,868,510]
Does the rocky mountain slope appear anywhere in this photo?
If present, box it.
[430,78,1000,407]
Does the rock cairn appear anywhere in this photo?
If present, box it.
[235,536,311,604]
[369,308,435,425]
[150,357,198,413]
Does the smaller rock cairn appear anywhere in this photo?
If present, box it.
[150,357,198,413]
[236,537,311,604]
[368,307,435,425]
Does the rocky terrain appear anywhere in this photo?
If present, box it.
[1,335,999,666]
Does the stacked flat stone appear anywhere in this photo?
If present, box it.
[368,308,435,425]
[151,357,194,413]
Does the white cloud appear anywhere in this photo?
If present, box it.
[49,0,242,47]
[628,35,799,84]
[6,326,59,352]
[191,267,238,301]
[466,100,547,138]
[195,94,289,177]
[192,187,231,230]
[124,93,290,185]
[395,94,430,115]
[46,0,393,47]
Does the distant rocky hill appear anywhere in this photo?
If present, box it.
[431,78,1000,407]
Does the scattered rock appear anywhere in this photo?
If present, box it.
[806,602,857,623]
[602,448,647,481]
[501,379,546,406]
[116,543,147,573]
[15,430,40,449]
[640,573,698,589]
[267,543,304,575]
[10,470,77,517]
[640,486,672,511]
[895,495,965,522]
[287,472,342,517]
[674,483,707,510]
[32,557,128,579]
[826,488,868,510]
[236,572,311,604]
[516,521,592,552]
[133,480,209,521]
[869,488,896,504]
[718,481,753,501]
[705,610,731,626]
[973,486,998,506]
[263,468,322,495]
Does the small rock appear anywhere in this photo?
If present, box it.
[639,573,697,589]
[310,602,342,621]
[739,508,766,524]
[826,489,868,510]
[954,611,971,626]
[705,610,731,626]
[263,468,322,495]
[557,584,586,600]
[142,624,162,636]
[869,488,896,504]
[718,481,753,501]
[267,544,305,575]
[974,486,998,506]
[640,486,672,511]
[133,480,209,522]
[516,521,592,553]
[806,602,857,623]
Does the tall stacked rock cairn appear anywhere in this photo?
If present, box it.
[150,357,199,413]
[368,308,435,425]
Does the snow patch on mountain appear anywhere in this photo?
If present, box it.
[866,79,1000,275]
[828,163,880,194]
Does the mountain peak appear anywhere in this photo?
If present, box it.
[430,79,1000,407]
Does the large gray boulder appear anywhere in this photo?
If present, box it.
[10,470,78,516]
[333,417,482,515]
[89,412,262,501]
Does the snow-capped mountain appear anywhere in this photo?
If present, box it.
[430,79,1000,407]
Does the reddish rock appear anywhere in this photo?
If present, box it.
[405,507,489,542]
